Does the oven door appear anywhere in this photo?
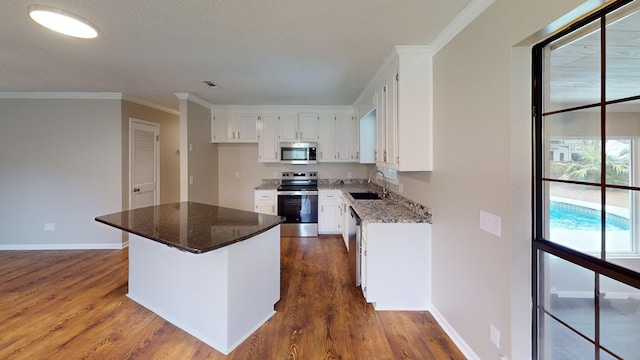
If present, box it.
[277,191,318,223]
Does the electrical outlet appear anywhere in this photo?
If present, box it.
[189,143,193,152]
[490,324,500,349]
[399,183,404,193]
[189,176,194,185]
[44,223,55,232]
[480,210,501,237]
[235,172,240,179]
[347,171,353,178]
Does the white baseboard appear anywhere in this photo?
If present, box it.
[430,305,480,360]
[0,243,125,250]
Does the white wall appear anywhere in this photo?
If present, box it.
[0,98,123,249]
[217,143,370,211]
[391,1,595,359]
[179,98,219,205]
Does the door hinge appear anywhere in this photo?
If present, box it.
[396,73,399,81]
[156,135,160,141]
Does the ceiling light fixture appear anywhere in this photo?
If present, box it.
[28,5,98,39]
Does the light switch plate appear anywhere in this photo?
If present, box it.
[480,210,501,237]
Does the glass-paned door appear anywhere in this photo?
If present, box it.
[533,1,640,358]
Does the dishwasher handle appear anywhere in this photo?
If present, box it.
[349,206,361,225]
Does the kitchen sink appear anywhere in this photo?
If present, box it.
[349,192,382,200]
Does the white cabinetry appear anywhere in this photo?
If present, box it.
[373,46,432,171]
[317,113,357,163]
[258,114,279,163]
[278,113,318,142]
[211,112,258,143]
[318,190,341,234]
[318,114,335,162]
[360,222,431,310]
[348,115,359,162]
[254,190,277,215]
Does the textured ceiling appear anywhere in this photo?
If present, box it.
[0,0,470,110]
[549,6,640,108]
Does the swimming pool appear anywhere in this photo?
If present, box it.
[550,202,629,231]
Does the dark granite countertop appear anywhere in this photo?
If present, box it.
[95,202,285,254]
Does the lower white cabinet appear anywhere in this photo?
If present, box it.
[254,190,277,215]
[361,222,431,310]
[318,190,341,234]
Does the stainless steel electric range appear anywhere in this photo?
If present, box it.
[277,171,318,237]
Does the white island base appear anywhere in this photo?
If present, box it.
[127,226,280,355]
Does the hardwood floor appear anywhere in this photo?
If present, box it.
[0,235,465,359]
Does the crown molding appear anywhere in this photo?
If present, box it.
[352,0,493,109]
[122,95,179,115]
[430,0,496,55]
[353,45,431,110]
[211,104,355,113]
[175,92,213,109]
[0,92,122,100]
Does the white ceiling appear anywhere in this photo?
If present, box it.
[0,0,471,111]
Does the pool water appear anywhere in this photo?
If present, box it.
[550,202,629,231]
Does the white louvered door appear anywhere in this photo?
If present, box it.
[130,119,159,209]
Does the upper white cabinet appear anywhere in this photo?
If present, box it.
[348,115,360,162]
[318,114,335,162]
[317,112,357,163]
[279,113,318,142]
[258,114,279,163]
[211,112,258,143]
[336,113,354,162]
[211,107,358,163]
[362,46,433,171]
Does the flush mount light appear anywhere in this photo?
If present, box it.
[28,5,98,39]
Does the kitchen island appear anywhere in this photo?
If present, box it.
[95,202,284,355]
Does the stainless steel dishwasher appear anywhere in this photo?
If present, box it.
[348,206,361,287]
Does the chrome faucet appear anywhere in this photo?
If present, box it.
[368,169,388,199]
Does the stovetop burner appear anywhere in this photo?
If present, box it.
[278,171,318,191]
[277,184,316,191]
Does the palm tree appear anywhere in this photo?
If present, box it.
[553,140,630,185]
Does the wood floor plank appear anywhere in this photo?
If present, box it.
[0,236,465,359]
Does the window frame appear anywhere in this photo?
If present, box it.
[532,1,640,358]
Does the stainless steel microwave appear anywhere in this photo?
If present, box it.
[279,142,318,165]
